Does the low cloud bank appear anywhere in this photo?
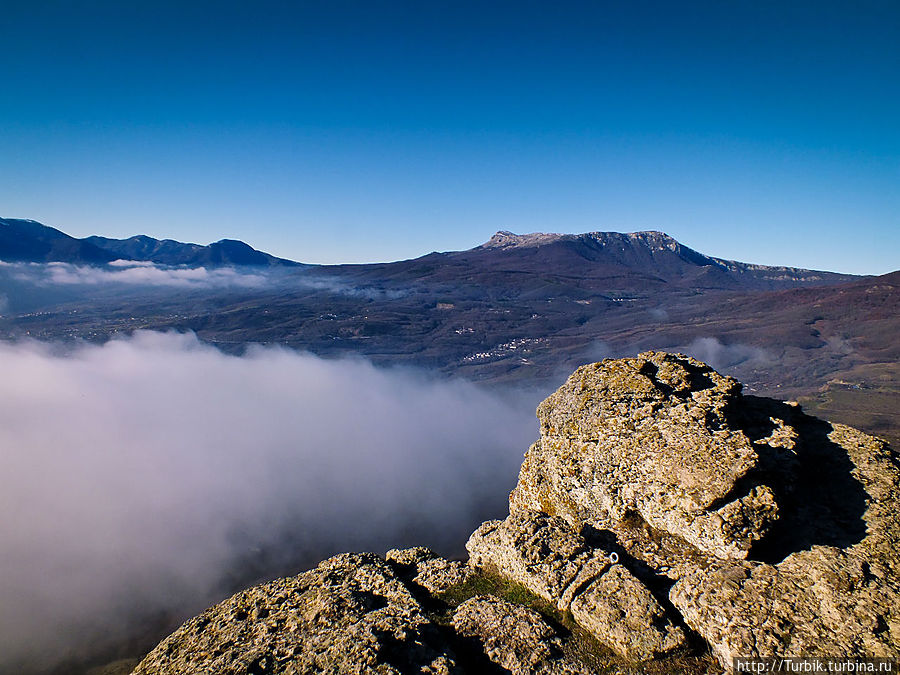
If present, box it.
[683,336,773,371]
[0,332,537,671]
[0,261,407,303]
[0,260,269,288]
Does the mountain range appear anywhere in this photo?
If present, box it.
[0,217,299,267]
[0,217,857,289]
[0,217,896,446]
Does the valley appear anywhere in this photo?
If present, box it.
[2,223,896,445]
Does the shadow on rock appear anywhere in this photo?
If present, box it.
[725,396,870,563]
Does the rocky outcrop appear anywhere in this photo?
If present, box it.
[132,352,899,674]
[385,547,473,596]
[670,548,900,665]
[505,352,900,669]
[569,565,685,662]
[466,513,614,613]
[509,353,783,560]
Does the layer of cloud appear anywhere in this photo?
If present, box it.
[0,260,269,288]
[0,261,408,303]
[0,332,537,671]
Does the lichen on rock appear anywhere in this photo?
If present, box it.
[132,552,460,675]
[504,351,900,670]
[451,595,591,674]
[510,352,783,560]
[386,546,473,596]
[466,512,613,612]
[569,565,685,662]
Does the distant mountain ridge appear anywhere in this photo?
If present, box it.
[331,229,857,294]
[0,218,116,264]
[469,230,854,287]
[0,218,299,267]
[0,217,859,289]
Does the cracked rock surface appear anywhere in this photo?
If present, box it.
[466,512,686,659]
[466,512,614,612]
[452,596,591,674]
[132,552,459,675]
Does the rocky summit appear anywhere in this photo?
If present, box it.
[132,352,900,674]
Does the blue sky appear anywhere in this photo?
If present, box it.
[0,1,897,273]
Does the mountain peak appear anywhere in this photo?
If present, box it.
[482,231,566,249]
[462,229,856,289]
[481,229,680,251]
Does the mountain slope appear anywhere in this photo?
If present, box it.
[0,218,116,264]
[1,226,894,441]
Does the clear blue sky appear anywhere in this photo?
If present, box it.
[1,1,897,274]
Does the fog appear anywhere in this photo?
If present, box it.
[684,336,773,370]
[291,274,410,300]
[0,332,538,671]
[0,261,408,316]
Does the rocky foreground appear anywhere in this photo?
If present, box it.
[132,353,900,674]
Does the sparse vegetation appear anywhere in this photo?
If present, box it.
[438,568,719,674]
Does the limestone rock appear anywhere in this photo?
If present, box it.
[510,352,782,560]
[669,423,900,667]
[386,547,473,595]
[466,512,613,612]
[508,351,900,670]
[452,596,591,674]
[466,511,685,660]
[132,552,460,675]
[569,565,685,661]
[671,547,900,666]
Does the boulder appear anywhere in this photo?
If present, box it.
[466,512,613,611]
[569,565,685,661]
[451,596,591,674]
[510,352,783,560]
[386,547,472,595]
[466,511,685,659]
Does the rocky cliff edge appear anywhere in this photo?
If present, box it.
[132,352,900,674]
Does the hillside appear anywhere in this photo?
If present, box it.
[0,218,116,264]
